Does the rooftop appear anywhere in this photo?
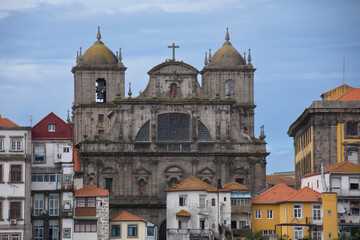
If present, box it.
[75,184,109,197]
[266,175,295,187]
[252,183,297,204]
[165,177,218,192]
[285,187,321,202]
[0,114,19,127]
[110,210,147,222]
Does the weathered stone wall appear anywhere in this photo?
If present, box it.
[96,196,109,240]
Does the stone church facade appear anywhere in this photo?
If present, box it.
[72,28,268,234]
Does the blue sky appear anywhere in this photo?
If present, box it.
[0,0,359,174]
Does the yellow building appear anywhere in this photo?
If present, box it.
[252,183,338,240]
[288,84,360,187]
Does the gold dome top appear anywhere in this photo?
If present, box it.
[81,27,118,65]
[209,28,245,67]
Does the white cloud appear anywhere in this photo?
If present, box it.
[0,0,255,19]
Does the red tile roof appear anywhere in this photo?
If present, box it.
[337,88,360,101]
[221,182,248,191]
[176,210,191,217]
[110,210,147,222]
[285,187,321,202]
[75,184,109,197]
[165,177,218,192]
[0,114,19,127]
[73,148,81,172]
[266,175,295,187]
[252,183,297,204]
[303,161,360,178]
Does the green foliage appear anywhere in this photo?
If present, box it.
[245,230,262,240]
[335,231,360,240]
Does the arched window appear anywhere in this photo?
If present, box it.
[198,121,212,142]
[135,121,150,141]
[203,178,212,185]
[225,80,235,98]
[168,177,179,187]
[95,78,106,102]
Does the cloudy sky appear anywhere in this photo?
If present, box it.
[0,0,359,173]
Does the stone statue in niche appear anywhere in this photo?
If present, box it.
[170,83,177,98]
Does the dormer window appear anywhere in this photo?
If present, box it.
[48,123,56,132]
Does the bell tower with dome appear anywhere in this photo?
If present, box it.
[72,27,126,142]
[201,28,256,136]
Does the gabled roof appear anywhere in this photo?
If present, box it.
[74,184,109,197]
[32,112,73,140]
[337,88,360,101]
[165,177,218,192]
[222,182,248,191]
[285,187,321,202]
[176,209,191,217]
[266,175,295,187]
[110,210,147,222]
[320,84,353,100]
[252,183,297,204]
[0,114,19,127]
[303,161,360,178]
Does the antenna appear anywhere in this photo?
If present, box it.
[26,115,33,126]
[343,56,345,84]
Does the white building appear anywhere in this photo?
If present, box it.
[0,114,32,240]
[166,177,249,240]
[301,161,360,236]
[31,112,75,240]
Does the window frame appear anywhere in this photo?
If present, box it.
[312,204,321,221]
[147,226,155,237]
[74,221,97,233]
[0,139,4,151]
[179,196,187,207]
[49,194,59,216]
[128,224,138,237]
[254,209,261,219]
[111,224,121,237]
[34,143,46,163]
[10,139,22,151]
[267,209,273,219]
[48,123,56,132]
[10,165,22,182]
[293,204,303,219]
[33,219,44,240]
[9,201,21,219]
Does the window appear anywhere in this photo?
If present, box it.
[105,178,112,193]
[76,197,95,207]
[313,230,322,240]
[198,121,212,142]
[350,178,359,189]
[199,196,206,207]
[328,233,332,239]
[48,123,56,132]
[267,210,273,219]
[9,202,21,219]
[74,220,97,232]
[293,204,302,219]
[135,120,150,142]
[10,165,21,182]
[98,114,104,121]
[95,78,107,102]
[254,210,261,219]
[63,147,70,153]
[64,175,72,184]
[239,221,246,229]
[235,178,244,184]
[33,220,44,240]
[327,210,332,216]
[0,165,3,182]
[0,201,2,220]
[33,194,44,216]
[34,143,45,163]
[147,226,155,236]
[225,79,235,98]
[49,219,59,240]
[111,225,120,237]
[11,234,21,240]
[231,198,251,206]
[231,221,237,229]
[346,122,358,136]
[263,230,275,235]
[169,177,179,187]
[348,151,359,164]
[0,139,3,151]
[179,196,187,206]
[294,227,303,240]
[128,225,138,237]
[31,173,61,182]
[49,194,59,216]
[211,198,216,206]
[312,205,321,220]
[98,130,104,134]
[76,198,85,207]
[87,197,95,207]
[200,219,205,229]
[11,140,21,151]
[63,228,71,238]
[178,220,188,229]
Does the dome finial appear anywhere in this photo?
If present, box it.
[225,27,230,42]
[248,48,252,63]
[79,47,82,60]
[128,81,132,97]
[97,26,101,41]
[119,48,122,61]
[76,51,79,63]
[204,52,208,65]
[209,48,212,62]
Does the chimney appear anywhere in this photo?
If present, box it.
[217,179,222,189]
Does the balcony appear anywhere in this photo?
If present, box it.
[167,229,214,240]
[305,217,323,225]
[331,188,360,197]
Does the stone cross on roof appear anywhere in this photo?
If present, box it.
[168,43,179,61]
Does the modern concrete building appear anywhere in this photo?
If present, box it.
[0,114,31,240]
[288,84,360,187]
[73,27,268,238]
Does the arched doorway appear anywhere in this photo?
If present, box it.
[159,219,166,240]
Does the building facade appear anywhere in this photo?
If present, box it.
[73,28,268,236]
[31,113,74,240]
[301,161,360,236]
[288,84,360,187]
[0,114,31,240]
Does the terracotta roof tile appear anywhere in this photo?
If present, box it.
[176,209,191,217]
[73,148,81,172]
[336,88,360,101]
[266,175,295,187]
[165,177,218,192]
[75,184,109,197]
[252,183,297,204]
[221,182,248,191]
[0,114,19,127]
[285,187,321,202]
[110,210,147,222]
[303,162,360,178]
